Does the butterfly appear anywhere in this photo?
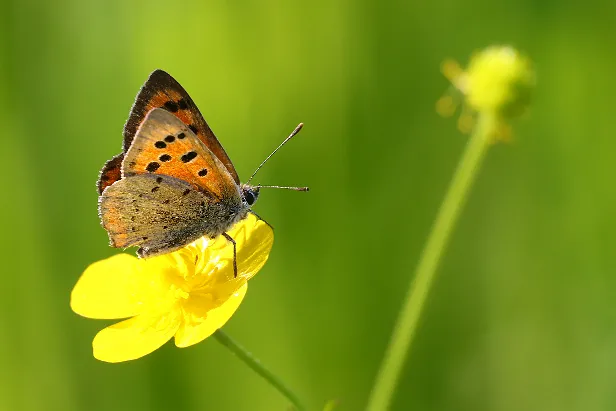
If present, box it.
[97,70,306,275]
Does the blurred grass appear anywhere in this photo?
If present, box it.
[1,0,616,410]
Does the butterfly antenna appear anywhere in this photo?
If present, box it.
[245,123,304,185]
[257,185,309,191]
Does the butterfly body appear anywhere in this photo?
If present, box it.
[98,71,261,258]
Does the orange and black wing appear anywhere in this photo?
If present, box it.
[122,108,240,200]
[97,69,239,194]
[97,154,123,194]
[99,109,244,255]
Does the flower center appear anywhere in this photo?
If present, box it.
[171,284,190,300]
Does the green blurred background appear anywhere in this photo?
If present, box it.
[1,0,616,410]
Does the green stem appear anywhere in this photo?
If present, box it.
[214,329,307,411]
[366,113,496,411]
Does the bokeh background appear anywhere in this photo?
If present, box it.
[1,0,616,410]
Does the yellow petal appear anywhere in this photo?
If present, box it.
[71,254,152,319]
[172,213,274,290]
[203,213,275,283]
[234,215,274,279]
[174,283,247,348]
[93,311,180,363]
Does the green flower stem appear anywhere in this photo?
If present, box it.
[214,329,307,411]
[366,113,496,411]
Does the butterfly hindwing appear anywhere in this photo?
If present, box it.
[97,153,123,194]
[99,173,237,257]
[122,108,241,201]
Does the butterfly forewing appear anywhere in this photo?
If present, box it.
[122,108,240,201]
[124,70,239,182]
[96,69,240,194]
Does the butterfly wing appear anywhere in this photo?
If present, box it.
[97,69,240,194]
[97,153,123,194]
[99,174,234,257]
[122,108,240,201]
[99,108,246,256]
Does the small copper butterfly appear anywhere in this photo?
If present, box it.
[97,70,307,274]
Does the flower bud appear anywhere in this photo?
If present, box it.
[462,46,535,119]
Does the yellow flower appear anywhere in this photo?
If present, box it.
[71,214,273,363]
[437,45,535,141]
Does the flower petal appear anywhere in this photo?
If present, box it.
[93,312,180,362]
[71,254,151,319]
[233,215,274,280]
[174,283,247,348]
[172,213,274,293]
[199,213,275,284]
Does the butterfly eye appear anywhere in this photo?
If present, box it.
[242,187,259,206]
[244,190,256,205]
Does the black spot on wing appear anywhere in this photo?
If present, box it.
[146,162,160,172]
[163,101,179,112]
[181,151,197,163]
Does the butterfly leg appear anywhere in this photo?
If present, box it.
[222,232,237,278]
[248,210,274,230]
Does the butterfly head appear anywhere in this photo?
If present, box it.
[241,184,260,207]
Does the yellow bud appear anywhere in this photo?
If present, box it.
[464,46,535,119]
